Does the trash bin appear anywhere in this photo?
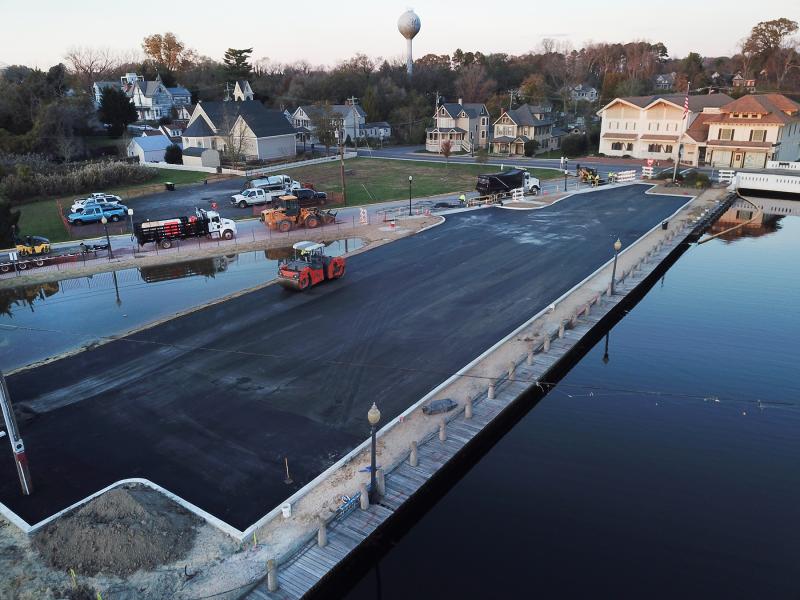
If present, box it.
[661,220,668,230]
[165,182,175,191]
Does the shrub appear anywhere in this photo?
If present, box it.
[164,144,183,165]
[560,134,588,157]
[0,161,158,201]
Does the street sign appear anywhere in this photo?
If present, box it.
[646,159,654,167]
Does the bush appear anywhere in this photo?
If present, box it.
[158,116,172,126]
[560,134,588,157]
[523,139,539,157]
[164,144,183,165]
[683,171,710,188]
[0,161,158,201]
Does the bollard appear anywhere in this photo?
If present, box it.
[543,336,551,353]
[465,398,473,419]
[359,483,369,510]
[607,283,612,296]
[570,315,577,328]
[409,441,418,467]
[558,322,565,339]
[267,559,278,592]
[507,361,515,379]
[488,382,495,399]
[584,304,591,317]
[376,468,386,498]
[439,420,447,442]
[527,349,534,366]
[318,521,328,547]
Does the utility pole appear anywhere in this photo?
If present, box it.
[508,89,515,110]
[0,371,33,495]
[339,128,347,207]
[348,96,359,151]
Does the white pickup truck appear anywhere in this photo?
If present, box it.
[230,187,277,207]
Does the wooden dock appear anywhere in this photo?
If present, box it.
[246,215,704,600]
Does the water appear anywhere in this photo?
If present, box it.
[0,239,363,372]
[344,210,800,599]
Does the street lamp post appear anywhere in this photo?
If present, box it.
[564,169,569,192]
[127,208,134,242]
[610,238,622,295]
[100,216,114,259]
[408,175,413,216]
[602,332,610,364]
[367,403,381,503]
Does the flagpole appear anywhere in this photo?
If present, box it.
[672,81,690,184]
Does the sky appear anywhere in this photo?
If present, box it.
[1,0,797,70]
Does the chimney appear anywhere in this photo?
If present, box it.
[458,97,463,105]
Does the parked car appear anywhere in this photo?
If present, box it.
[70,193,123,213]
[67,203,128,225]
[292,188,328,206]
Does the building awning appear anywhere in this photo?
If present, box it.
[602,133,638,140]
[706,140,772,149]
[640,134,678,142]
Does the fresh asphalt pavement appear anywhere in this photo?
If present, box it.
[0,184,689,529]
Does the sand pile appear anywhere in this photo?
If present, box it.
[33,485,200,576]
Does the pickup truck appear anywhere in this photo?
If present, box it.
[70,193,123,213]
[67,203,128,225]
[230,187,272,208]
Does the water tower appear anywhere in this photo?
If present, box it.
[398,9,421,76]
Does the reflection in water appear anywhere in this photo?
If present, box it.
[710,197,800,242]
[0,238,363,371]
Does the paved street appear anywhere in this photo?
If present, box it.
[0,184,688,529]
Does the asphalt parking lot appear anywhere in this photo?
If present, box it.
[0,184,689,529]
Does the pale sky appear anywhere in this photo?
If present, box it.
[1,0,797,70]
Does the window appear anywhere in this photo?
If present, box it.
[719,129,733,140]
[648,144,663,153]
[611,142,623,150]
[481,117,488,126]
[481,130,486,139]
[626,143,634,151]
[750,130,766,142]
[665,145,673,153]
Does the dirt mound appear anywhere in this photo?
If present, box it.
[33,485,200,576]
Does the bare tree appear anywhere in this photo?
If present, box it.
[64,46,120,88]
[772,37,800,90]
[455,64,497,103]
[440,138,453,166]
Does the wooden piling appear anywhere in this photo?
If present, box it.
[267,559,278,592]
[409,441,418,466]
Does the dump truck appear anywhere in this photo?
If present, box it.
[476,169,540,198]
[260,198,336,233]
[134,208,237,249]
[277,241,346,291]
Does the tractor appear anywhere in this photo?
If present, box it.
[577,166,598,183]
[277,241,346,291]
[260,198,336,233]
[15,235,51,256]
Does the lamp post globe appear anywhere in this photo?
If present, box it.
[100,216,107,225]
[367,402,381,503]
[127,208,135,242]
[100,216,114,259]
[610,238,622,295]
[408,175,413,216]
[614,238,622,252]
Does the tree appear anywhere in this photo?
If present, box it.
[98,86,138,137]
[679,52,705,85]
[745,18,798,57]
[455,64,496,103]
[440,138,453,165]
[310,103,338,156]
[520,74,547,104]
[523,139,539,157]
[141,32,188,72]
[164,144,183,164]
[223,48,253,80]
[0,198,20,248]
[63,46,120,89]
[560,134,588,157]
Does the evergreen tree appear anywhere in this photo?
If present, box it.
[98,87,138,137]
[223,48,253,80]
[164,144,183,164]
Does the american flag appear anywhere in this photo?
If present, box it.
[682,83,690,120]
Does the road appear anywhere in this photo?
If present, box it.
[0,185,689,529]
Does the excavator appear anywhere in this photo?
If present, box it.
[260,197,336,233]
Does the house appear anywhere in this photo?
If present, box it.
[687,94,800,167]
[365,122,392,139]
[597,93,733,162]
[425,100,490,153]
[232,80,254,101]
[182,101,297,161]
[292,102,367,145]
[92,73,191,121]
[489,104,554,155]
[127,134,175,163]
[159,121,188,143]
[181,147,221,169]
[176,104,195,120]
[732,72,757,93]
[571,84,598,103]
[654,73,677,91]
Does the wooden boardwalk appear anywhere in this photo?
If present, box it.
[247,223,691,600]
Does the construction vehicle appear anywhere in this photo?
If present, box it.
[277,241,346,291]
[15,236,51,256]
[259,197,336,232]
[577,166,598,183]
[476,169,540,198]
[134,208,237,249]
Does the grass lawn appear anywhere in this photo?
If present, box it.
[13,168,212,243]
[285,158,558,206]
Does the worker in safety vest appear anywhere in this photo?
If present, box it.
[459,193,466,206]
[594,174,600,187]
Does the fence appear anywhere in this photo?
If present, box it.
[243,152,358,177]
[716,169,735,184]
[641,166,655,179]
[616,169,638,182]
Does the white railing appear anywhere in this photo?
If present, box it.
[767,160,800,171]
[243,152,357,177]
[641,166,655,179]
[616,169,638,182]
[717,169,735,183]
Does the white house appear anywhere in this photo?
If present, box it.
[571,84,598,103]
[127,134,175,163]
[365,122,392,139]
[292,103,367,145]
[654,73,677,91]
[182,147,221,168]
[92,72,191,121]
[182,101,297,161]
[425,100,490,153]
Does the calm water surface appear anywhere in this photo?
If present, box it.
[345,213,800,599]
[0,239,362,371]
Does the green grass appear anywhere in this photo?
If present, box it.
[285,158,558,206]
[14,168,212,243]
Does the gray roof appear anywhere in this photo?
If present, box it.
[182,147,209,157]
[130,134,174,151]
[440,102,487,119]
[183,117,215,137]
[299,104,366,120]
[94,81,120,89]
[365,121,391,128]
[503,104,554,127]
[198,101,296,138]
[617,93,733,111]
[167,86,191,96]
